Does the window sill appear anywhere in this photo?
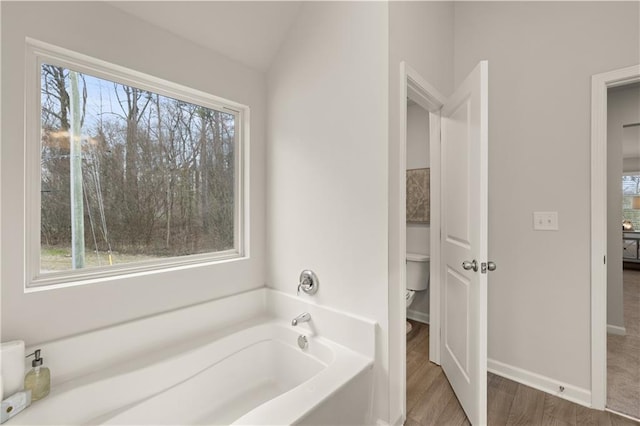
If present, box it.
[26,250,247,293]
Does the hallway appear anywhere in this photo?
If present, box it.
[607,269,640,418]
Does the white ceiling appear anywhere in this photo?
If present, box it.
[623,125,640,159]
[109,1,302,72]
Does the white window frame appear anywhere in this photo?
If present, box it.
[25,38,249,290]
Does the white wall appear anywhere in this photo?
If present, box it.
[406,104,431,322]
[624,156,640,173]
[406,103,431,257]
[1,1,266,344]
[454,1,640,392]
[607,85,640,329]
[389,2,454,422]
[622,120,640,173]
[266,2,389,422]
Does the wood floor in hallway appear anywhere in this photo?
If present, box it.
[406,320,639,426]
[607,268,640,418]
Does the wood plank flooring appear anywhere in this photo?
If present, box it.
[406,320,640,425]
[607,269,640,418]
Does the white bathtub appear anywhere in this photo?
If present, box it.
[8,290,375,425]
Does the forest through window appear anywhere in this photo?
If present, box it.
[40,63,238,274]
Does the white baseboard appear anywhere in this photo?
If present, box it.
[407,310,429,324]
[607,324,627,335]
[606,408,640,422]
[488,358,591,408]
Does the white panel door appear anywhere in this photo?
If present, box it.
[440,61,489,426]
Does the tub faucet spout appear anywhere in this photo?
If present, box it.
[291,312,311,326]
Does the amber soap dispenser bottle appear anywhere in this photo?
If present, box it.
[24,349,50,401]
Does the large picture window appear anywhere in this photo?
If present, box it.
[26,40,247,288]
[623,174,640,231]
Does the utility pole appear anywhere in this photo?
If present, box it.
[69,71,85,269]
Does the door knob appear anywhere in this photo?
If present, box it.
[462,260,478,272]
[481,261,497,273]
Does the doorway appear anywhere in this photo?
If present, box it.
[607,85,640,419]
[590,64,640,419]
[397,61,490,425]
[404,80,443,424]
[397,62,446,424]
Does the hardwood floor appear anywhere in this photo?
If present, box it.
[406,320,640,426]
[607,269,640,419]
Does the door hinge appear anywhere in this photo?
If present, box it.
[604,255,606,264]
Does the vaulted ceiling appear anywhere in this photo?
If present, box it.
[109,1,302,72]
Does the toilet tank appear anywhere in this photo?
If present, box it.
[406,253,430,291]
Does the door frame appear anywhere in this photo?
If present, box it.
[397,61,446,422]
[590,64,640,410]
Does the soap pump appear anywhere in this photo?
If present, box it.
[24,349,50,401]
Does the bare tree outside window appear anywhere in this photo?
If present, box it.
[40,64,236,272]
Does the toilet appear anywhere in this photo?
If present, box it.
[406,252,430,334]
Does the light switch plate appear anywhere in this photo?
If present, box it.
[533,211,559,231]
